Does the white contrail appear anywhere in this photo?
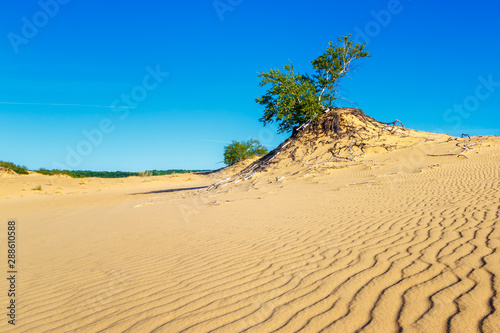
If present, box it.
[0,101,133,109]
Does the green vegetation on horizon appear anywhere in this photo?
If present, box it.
[0,161,209,178]
[35,169,209,178]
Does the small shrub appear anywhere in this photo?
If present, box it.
[32,185,42,191]
[223,139,268,166]
[139,170,153,177]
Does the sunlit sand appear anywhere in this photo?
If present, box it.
[1,110,499,332]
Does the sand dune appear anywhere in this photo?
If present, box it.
[1,123,499,331]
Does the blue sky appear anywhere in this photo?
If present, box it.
[0,0,499,171]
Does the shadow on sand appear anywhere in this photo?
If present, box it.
[130,186,208,195]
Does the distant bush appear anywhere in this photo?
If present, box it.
[223,139,268,166]
[32,184,42,191]
[139,170,153,177]
[0,161,29,175]
[146,170,205,176]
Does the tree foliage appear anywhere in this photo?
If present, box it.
[223,139,268,166]
[0,161,29,175]
[256,35,370,133]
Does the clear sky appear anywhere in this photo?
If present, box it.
[1,0,499,171]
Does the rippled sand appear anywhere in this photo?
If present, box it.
[1,135,499,332]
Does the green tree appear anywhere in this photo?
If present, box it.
[223,139,268,166]
[256,35,370,134]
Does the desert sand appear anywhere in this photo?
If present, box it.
[1,111,499,332]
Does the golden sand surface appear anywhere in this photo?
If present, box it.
[1,133,499,332]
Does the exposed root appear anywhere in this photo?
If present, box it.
[380,119,407,133]
[209,108,416,190]
[427,140,482,159]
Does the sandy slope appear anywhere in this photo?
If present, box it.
[1,135,499,332]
